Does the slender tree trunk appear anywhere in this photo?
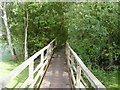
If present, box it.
[0,3,18,61]
[24,9,28,60]
[0,4,3,61]
[0,4,2,37]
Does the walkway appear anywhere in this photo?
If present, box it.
[40,48,71,88]
[0,39,106,89]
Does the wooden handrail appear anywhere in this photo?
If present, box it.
[66,42,106,89]
[0,39,56,89]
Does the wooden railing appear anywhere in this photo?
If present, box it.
[0,39,56,89]
[66,43,106,90]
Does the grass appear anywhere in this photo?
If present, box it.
[91,68,119,88]
[0,56,42,88]
[0,60,28,88]
[0,44,29,88]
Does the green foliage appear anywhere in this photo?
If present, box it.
[27,2,68,54]
[66,2,119,70]
[2,2,119,69]
[5,2,68,56]
[1,2,119,88]
[91,69,119,88]
[0,59,28,88]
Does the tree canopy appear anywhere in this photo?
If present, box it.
[0,2,119,88]
[1,2,119,69]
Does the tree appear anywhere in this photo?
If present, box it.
[0,3,18,61]
[66,2,119,70]
[24,4,28,60]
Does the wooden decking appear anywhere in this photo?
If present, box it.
[40,48,71,88]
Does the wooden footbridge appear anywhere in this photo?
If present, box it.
[0,39,106,89]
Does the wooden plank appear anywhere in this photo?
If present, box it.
[49,39,56,45]
[33,57,47,74]
[20,77,29,88]
[29,60,34,85]
[72,66,77,73]
[41,51,44,62]
[76,66,81,88]
[0,59,30,88]
[67,43,106,89]
[30,40,55,88]
[80,81,86,90]
[75,81,86,89]
[37,48,54,88]
[29,59,49,88]
[40,51,44,75]
[81,77,89,88]
[26,44,49,62]
[67,47,70,61]
[37,56,51,88]
[70,68,76,86]
[40,48,70,88]
[68,59,76,86]
[68,56,77,72]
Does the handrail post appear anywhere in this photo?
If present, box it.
[29,60,34,85]
[76,66,81,88]
[40,51,44,74]
[55,39,57,47]
[49,44,52,56]
[71,55,75,66]
[50,42,53,52]
[47,44,52,61]
[41,51,44,63]
[65,43,67,55]
[47,47,50,59]
[54,39,56,49]
[66,43,70,61]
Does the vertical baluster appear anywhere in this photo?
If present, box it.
[41,51,44,63]
[51,43,53,52]
[49,44,52,57]
[65,44,67,55]
[29,60,34,85]
[71,55,75,66]
[76,66,81,88]
[55,39,57,48]
[47,47,50,60]
[40,51,44,74]
[68,48,70,61]
[54,40,56,49]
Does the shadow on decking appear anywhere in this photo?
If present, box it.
[40,47,71,88]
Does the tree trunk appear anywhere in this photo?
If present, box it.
[24,9,28,60]
[0,3,18,61]
[0,4,2,37]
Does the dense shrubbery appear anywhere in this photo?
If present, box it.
[5,2,68,56]
[66,2,119,70]
[2,2,119,69]
[2,2,119,70]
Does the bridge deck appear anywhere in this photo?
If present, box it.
[40,48,71,88]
